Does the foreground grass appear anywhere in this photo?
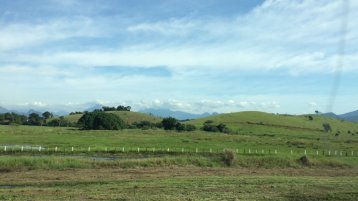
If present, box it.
[0,152,356,171]
[0,167,357,201]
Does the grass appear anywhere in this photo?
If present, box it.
[1,111,358,200]
[0,167,357,200]
[0,124,357,154]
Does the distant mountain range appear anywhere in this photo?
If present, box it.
[139,108,218,120]
[322,110,358,122]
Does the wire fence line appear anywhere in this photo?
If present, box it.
[0,145,357,157]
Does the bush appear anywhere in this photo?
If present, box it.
[201,122,230,133]
[162,117,178,130]
[78,111,125,130]
[132,121,156,129]
[185,124,197,131]
[223,149,236,166]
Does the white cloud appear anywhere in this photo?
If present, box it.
[0,17,99,51]
[2,0,357,75]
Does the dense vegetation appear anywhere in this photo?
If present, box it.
[78,111,125,130]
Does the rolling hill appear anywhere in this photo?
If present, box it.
[187,111,358,135]
[139,108,217,120]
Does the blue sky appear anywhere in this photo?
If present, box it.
[0,0,357,114]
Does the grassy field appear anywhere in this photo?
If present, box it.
[0,167,357,200]
[1,111,358,200]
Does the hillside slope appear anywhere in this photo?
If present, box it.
[188,111,358,136]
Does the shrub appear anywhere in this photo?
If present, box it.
[78,111,125,130]
[162,117,178,130]
[185,124,197,131]
[223,149,236,166]
[175,123,185,132]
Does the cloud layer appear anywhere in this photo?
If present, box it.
[0,0,357,114]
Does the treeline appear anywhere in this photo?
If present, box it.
[77,112,197,132]
[0,112,66,126]
[69,105,131,115]
[1,108,231,134]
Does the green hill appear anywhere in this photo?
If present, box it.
[187,111,358,137]
[54,111,162,125]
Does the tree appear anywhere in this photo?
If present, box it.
[28,113,43,126]
[78,111,125,130]
[42,111,53,119]
[162,117,178,130]
[322,123,332,133]
[175,123,185,132]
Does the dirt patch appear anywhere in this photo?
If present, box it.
[0,168,12,173]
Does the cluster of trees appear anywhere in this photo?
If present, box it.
[0,112,27,125]
[102,105,131,112]
[0,112,54,126]
[69,111,83,115]
[161,117,197,132]
[201,120,230,133]
[1,109,231,134]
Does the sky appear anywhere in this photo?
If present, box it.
[0,0,357,114]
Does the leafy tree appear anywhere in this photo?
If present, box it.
[0,113,27,125]
[116,105,131,111]
[162,117,178,130]
[78,111,125,130]
[102,106,116,111]
[28,113,43,126]
[175,123,185,132]
[322,123,332,133]
[42,111,53,119]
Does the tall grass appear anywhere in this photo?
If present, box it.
[0,153,354,171]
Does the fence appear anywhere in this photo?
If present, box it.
[0,145,357,157]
